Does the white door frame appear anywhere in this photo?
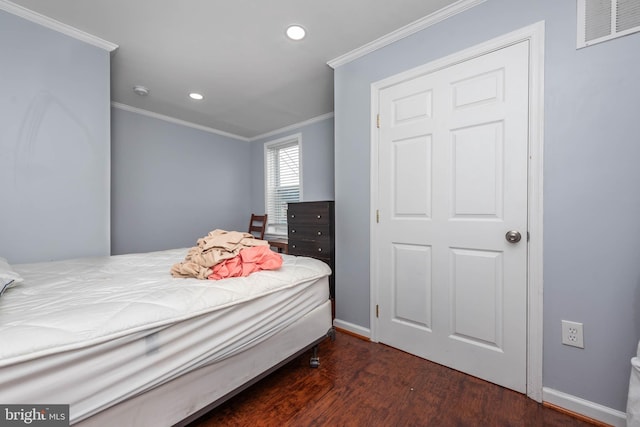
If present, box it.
[370,21,545,402]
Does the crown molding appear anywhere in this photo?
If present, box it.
[0,0,118,52]
[111,102,250,141]
[113,102,335,143]
[327,0,486,69]
[249,112,334,142]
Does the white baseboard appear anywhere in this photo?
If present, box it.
[332,318,371,340]
[543,387,626,427]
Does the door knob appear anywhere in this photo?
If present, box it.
[505,230,522,243]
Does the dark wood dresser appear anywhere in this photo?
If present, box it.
[287,201,335,300]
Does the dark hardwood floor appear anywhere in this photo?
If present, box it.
[188,331,597,427]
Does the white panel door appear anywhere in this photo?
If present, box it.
[376,41,529,392]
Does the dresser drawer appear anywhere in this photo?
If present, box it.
[288,224,331,240]
[287,204,331,225]
[288,238,333,257]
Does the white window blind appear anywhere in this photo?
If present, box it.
[577,0,640,48]
[265,136,300,235]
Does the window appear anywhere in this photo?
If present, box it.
[264,134,301,235]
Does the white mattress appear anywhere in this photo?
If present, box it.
[0,248,331,423]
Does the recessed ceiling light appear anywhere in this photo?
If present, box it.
[286,25,306,41]
[133,85,149,96]
[189,92,204,100]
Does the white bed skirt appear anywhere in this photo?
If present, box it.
[76,299,333,427]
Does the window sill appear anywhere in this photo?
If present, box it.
[264,233,288,241]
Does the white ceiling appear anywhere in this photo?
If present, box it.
[8,0,458,139]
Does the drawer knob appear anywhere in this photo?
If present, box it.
[317,231,322,236]
[317,215,321,219]
[292,244,296,249]
[291,229,296,233]
[318,248,322,252]
[291,214,295,218]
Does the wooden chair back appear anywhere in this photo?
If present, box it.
[248,214,268,240]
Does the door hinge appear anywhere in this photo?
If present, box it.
[376,304,379,318]
[527,231,530,242]
[376,114,380,128]
[376,209,379,223]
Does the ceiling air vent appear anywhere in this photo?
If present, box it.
[577,0,640,48]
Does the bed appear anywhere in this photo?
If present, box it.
[0,248,334,426]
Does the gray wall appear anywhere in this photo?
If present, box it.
[249,117,335,216]
[334,0,640,413]
[0,11,111,264]
[111,107,252,254]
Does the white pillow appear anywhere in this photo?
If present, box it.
[0,256,23,296]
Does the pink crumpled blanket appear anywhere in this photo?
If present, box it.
[208,245,283,280]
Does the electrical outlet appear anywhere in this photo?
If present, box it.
[561,320,584,348]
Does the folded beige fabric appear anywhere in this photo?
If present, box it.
[171,229,268,279]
